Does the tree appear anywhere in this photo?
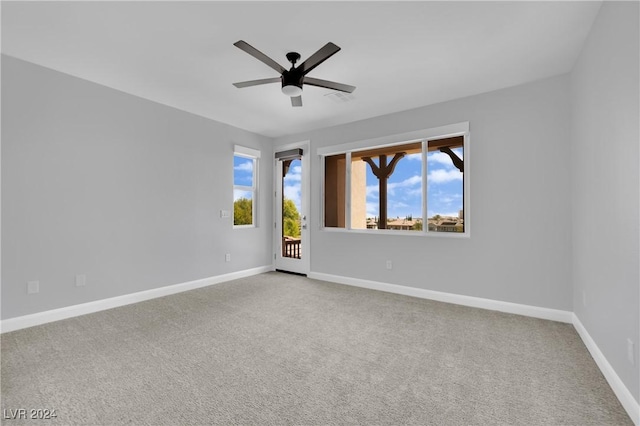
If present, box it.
[234,198,252,225]
[283,198,301,238]
[412,221,422,231]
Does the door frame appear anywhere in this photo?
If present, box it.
[273,140,311,275]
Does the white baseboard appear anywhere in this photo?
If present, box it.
[4,268,636,424]
[573,314,640,425]
[308,272,573,323]
[308,272,638,424]
[0,265,272,334]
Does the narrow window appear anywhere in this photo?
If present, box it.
[233,146,260,227]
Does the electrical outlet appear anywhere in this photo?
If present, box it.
[27,280,39,294]
[75,274,86,287]
[225,253,231,262]
[628,339,635,366]
[386,260,393,270]
[220,210,230,218]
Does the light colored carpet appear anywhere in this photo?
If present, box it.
[1,272,632,425]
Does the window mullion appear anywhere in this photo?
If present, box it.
[253,158,258,226]
[422,140,428,234]
[345,151,352,230]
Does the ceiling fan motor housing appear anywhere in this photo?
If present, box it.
[281,69,304,96]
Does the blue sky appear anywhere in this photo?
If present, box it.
[238,151,463,221]
[365,148,463,219]
[283,159,302,214]
[235,156,303,214]
[233,155,254,201]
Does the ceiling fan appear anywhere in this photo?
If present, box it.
[232,40,356,107]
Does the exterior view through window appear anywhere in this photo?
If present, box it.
[282,158,302,258]
[233,152,257,227]
[324,135,465,234]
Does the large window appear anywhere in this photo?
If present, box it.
[233,146,260,227]
[322,124,468,235]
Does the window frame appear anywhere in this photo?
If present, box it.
[318,122,470,238]
[233,145,261,229]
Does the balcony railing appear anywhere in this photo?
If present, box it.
[283,237,301,259]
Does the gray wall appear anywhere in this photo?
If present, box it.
[275,75,573,311]
[1,56,273,319]
[571,2,639,402]
[2,1,636,405]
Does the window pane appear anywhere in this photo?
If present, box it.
[427,136,464,233]
[233,190,253,226]
[324,154,346,228]
[233,156,254,187]
[283,158,302,239]
[352,141,422,231]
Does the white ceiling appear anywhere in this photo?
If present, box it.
[1,1,601,138]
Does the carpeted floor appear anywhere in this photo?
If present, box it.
[1,272,632,425]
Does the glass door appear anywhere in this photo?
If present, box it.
[274,143,309,275]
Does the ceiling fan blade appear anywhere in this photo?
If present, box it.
[291,96,303,107]
[233,77,281,88]
[298,42,341,75]
[234,40,286,74]
[303,77,356,93]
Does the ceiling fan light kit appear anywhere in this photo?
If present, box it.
[281,84,303,97]
[233,40,355,107]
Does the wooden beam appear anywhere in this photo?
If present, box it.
[438,146,463,172]
[282,159,293,177]
[362,152,406,229]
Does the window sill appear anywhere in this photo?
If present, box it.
[233,225,257,229]
[321,227,470,238]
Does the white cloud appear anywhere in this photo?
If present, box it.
[284,166,302,183]
[389,175,421,189]
[366,202,378,217]
[283,164,302,211]
[389,201,409,209]
[405,188,423,197]
[367,175,421,202]
[365,175,423,218]
[396,175,422,187]
[427,169,462,184]
[366,184,379,197]
[427,151,454,166]
[401,149,464,164]
[283,185,301,212]
[234,162,253,172]
[388,175,421,195]
[438,194,462,204]
[427,149,464,168]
